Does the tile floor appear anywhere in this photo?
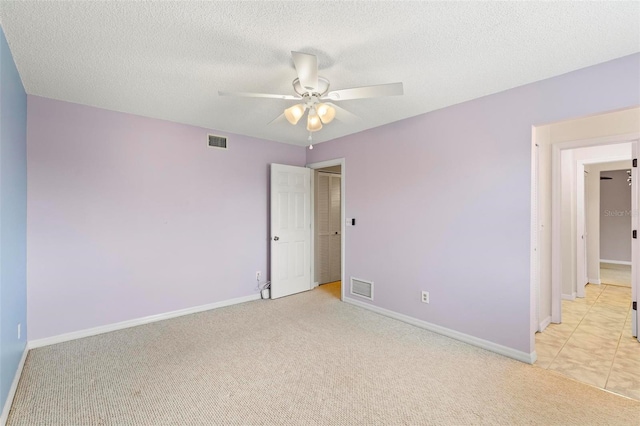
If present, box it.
[600,262,631,287]
[535,284,640,400]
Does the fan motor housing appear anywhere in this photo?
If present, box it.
[293,77,330,97]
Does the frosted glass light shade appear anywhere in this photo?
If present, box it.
[316,103,336,124]
[284,104,305,125]
[307,109,323,132]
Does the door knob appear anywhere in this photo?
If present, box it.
[273,236,279,241]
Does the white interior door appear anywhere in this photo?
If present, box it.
[270,164,311,299]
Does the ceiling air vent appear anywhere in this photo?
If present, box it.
[208,134,228,150]
[351,277,374,300]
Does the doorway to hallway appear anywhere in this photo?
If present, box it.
[530,108,640,401]
[308,158,346,301]
[315,166,342,292]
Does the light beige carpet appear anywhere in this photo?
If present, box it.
[8,282,640,425]
[600,262,631,287]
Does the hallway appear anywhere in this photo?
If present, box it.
[600,262,631,287]
[535,284,639,400]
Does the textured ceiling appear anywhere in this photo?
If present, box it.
[1,1,639,146]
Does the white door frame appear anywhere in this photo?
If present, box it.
[307,158,346,302]
[530,134,540,340]
[632,142,639,340]
[548,133,639,323]
[575,163,587,299]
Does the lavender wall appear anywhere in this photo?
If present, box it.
[307,53,640,354]
[27,96,306,340]
[0,26,27,411]
[600,169,632,263]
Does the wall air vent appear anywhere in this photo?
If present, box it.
[350,277,374,300]
[208,134,228,150]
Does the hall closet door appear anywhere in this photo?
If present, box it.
[317,172,341,284]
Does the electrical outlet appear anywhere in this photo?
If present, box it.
[421,291,429,304]
[17,323,21,339]
[256,271,261,281]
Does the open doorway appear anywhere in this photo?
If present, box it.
[599,168,632,288]
[531,108,640,399]
[268,159,346,301]
[537,143,639,399]
[307,159,346,301]
[314,165,342,299]
[531,108,640,400]
[552,159,637,400]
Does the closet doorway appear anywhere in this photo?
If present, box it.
[314,165,342,296]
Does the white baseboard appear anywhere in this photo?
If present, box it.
[562,293,576,301]
[588,278,601,285]
[343,298,536,364]
[1,345,28,426]
[600,259,632,266]
[28,293,261,349]
[539,316,552,332]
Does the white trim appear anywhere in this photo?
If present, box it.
[1,345,29,426]
[530,131,540,349]
[343,298,536,364]
[600,259,632,266]
[538,316,552,332]
[631,141,639,340]
[551,142,562,323]
[588,278,602,285]
[562,293,577,301]
[306,158,346,302]
[550,133,639,151]
[28,293,261,349]
[309,168,316,290]
[576,162,586,298]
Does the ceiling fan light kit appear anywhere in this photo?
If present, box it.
[284,104,305,125]
[219,51,403,140]
[316,103,335,124]
[306,108,323,132]
[284,98,336,132]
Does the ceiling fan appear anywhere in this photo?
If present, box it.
[219,51,404,136]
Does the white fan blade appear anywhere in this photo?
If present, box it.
[291,51,318,92]
[325,102,360,125]
[324,82,403,101]
[268,113,287,126]
[218,91,299,100]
